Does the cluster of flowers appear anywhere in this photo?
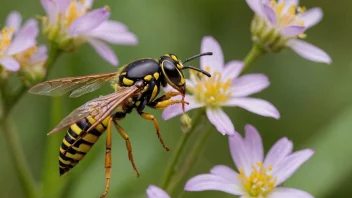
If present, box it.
[148,0,331,197]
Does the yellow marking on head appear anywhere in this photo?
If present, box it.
[164,54,171,57]
[71,124,83,134]
[150,85,159,102]
[83,133,99,144]
[59,157,71,165]
[135,101,141,106]
[154,72,160,80]
[66,152,84,160]
[121,72,127,75]
[123,77,134,86]
[171,55,178,61]
[179,75,185,85]
[144,75,153,81]
[74,143,92,153]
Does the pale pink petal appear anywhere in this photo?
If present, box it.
[69,7,110,36]
[89,31,138,45]
[185,79,195,89]
[264,137,293,169]
[278,0,299,6]
[87,38,118,66]
[269,187,313,198]
[300,7,323,29]
[274,149,315,185]
[0,56,20,71]
[244,124,264,164]
[31,45,48,63]
[210,165,241,185]
[90,20,128,33]
[57,0,71,14]
[40,0,57,23]
[231,74,270,97]
[200,36,224,72]
[184,174,243,195]
[229,132,253,176]
[287,39,332,64]
[146,185,170,198]
[84,0,94,8]
[162,95,203,120]
[8,19,38,55]
[224,97,280,119]
[263,4,277,25]
[206,108,235,136]
[280,25,306,37]
[6,11,22,32]
[222,61,244,80]
[245,0,264,16]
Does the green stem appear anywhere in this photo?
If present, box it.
[161,111,203,189]
[242,44,264,73]
[166,127,212,196]
[0,118,38,198]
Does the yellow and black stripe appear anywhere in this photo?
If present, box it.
[59,116,110,176]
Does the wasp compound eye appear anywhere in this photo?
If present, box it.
[162,60,182,85]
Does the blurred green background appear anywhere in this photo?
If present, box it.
[1,0,351,197]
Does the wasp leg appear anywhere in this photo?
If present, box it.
[101,117,113,198]
[139,112,170,151]
[111,118,140,177]
[148,91,188,110]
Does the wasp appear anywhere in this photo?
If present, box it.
[29,52,212,198]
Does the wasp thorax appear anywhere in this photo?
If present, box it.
[188,66,231,108]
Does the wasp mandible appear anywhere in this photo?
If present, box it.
[29,52,212,198]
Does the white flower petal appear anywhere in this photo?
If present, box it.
[246,0,264,16]
[278,0,299,6]
[223,60,244,80]
[206,108,235,136]
[57,0,71,14]
[87,38,118,66]
[8,19,38,55]
[69,7,110,36]
[162,95,203,120]
[40,0,57,23]
[300,7,323,29]
[84,0,94,8]
[89,31,138,45]
[146,185,170,198]
[287,39,332,64]
[200,36,224,72]
[210,165,241,185]
[31,45,48,64]
[269,187,313,198]
[6,11,22,32]
[184,174,243,195]
[264,137,293,169]
[280,25,306,37]
[185,79,195,89]
[263,4,277,25]
[229,132,253,176]
[224,97,280,119]
[244,124,264,164]
[0,56,20,71]
[231,74,270,97]
[90,20,128,33]
[274,149,315,185]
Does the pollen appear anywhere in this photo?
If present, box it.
[189,66,231,108]
[14,46,38,64]
[0,27,14,53]
[238,162,277,197]
[270,0,306,29]
[65,1,88,27]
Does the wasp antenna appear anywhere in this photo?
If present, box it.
[183,66,211,77]
[183,52,213,64]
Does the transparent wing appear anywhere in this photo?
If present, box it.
[29,72,117,97]
[47,85,141,135]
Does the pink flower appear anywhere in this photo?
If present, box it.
[185,124,315,198]
[146,185,170,198]
[247,0,331,64]
[0,11,38,71]
[40,0,138,65]
[162,36,279,136]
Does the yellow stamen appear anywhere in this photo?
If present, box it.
[64,0,90,27]
[14,46,38,65]
[238,162,277,197]
[189,66,231,108]
[0,27,14,53]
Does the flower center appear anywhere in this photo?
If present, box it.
[189,66,231,107]
[238,162,277,197]
[65,0,89,27]
[0,27,14,54]
[14,46,38,65]
[270,0,306,38]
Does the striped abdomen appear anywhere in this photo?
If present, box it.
[59,115,110,176]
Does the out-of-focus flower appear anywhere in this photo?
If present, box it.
[0,11,38,72]
[146,185,170,198]
[185,124,315,198]
[162,36,279,136]
[40,0,138,65]
[247,0,331,64]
